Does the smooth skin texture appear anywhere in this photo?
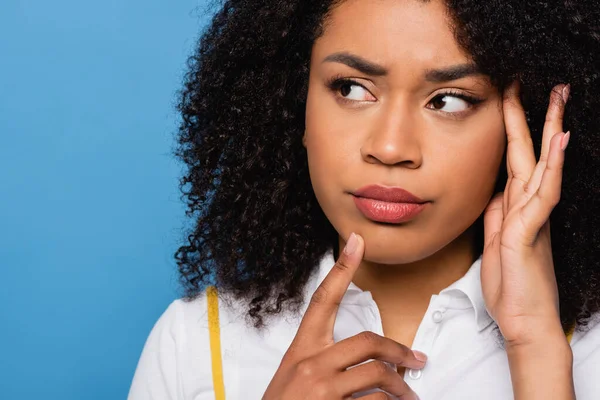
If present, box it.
[263,234,424,399]
[266,0,573,398]
[305,0,505,350]
[483,81,573,399]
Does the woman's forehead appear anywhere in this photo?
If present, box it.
[315,0,470,70]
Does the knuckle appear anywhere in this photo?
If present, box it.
[545,115,559,124]
[296,359,317,378]
[504,97,524,112]
[282,346,303,365]
[280,350,295,365]
[512,174,529,186]
[310,285,329,306]
[312,381,333,398]
[370,360,391,376]
[333,258,351,273]
[397,344,411,361]
[548,162,564,174]
[357,331,380,347]
[484,204,503,215]
[368,393,391,400]
[535,189,560,207]
[508,136,533,150]
[545,107,563,122]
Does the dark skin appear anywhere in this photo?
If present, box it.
[265,0,572,398]
[305,0,504,351]
[264,234,425,399]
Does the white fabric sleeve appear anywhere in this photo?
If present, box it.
[127,301,184,400]
[573,315,600,400]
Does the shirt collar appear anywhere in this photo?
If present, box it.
[312,250,494,332]
[439,256,495,331]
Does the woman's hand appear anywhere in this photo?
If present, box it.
[481,82,575,399]
[481,82,570,347]
[263,233,426,400]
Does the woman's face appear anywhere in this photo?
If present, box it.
[305,0,506,264]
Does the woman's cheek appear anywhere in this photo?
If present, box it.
[454,127,506,205]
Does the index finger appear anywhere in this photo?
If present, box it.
[296,232,364,345]
[503,80,536,182]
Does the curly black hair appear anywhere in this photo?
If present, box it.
[174,0,600,331]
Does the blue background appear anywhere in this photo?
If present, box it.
[0,1,212,398]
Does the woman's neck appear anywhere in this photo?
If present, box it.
[337,228,476,347]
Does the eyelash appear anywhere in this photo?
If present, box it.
[325,75,484,114]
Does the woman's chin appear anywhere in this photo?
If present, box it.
[351,223,474,266]
[361,243,438,265]
[351,230,441,265]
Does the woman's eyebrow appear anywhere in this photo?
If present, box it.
[322,52,387,76]
[322,52,481,82]
[424,64,481,82]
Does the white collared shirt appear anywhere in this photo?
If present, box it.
[128,251,600,399]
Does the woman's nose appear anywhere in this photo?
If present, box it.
[360,101,423,168]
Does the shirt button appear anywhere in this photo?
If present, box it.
[432,310,444,323]
[408,369,422,380]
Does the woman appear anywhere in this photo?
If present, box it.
[129,0,600,398]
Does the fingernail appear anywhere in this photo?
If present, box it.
[562,84,570,104]
[344,233,358,255]
[413,350,428,362]
[561,131,571,151]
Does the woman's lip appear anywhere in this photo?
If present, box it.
[352,196,427,224]
[352,184,425,203]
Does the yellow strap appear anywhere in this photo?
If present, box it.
[566,323,575,344]
[207,283,574,399]
[207,286,226,400]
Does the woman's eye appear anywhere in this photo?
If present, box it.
[339,82,371,101]
[328,78,375,102]
[428,94,471,113]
